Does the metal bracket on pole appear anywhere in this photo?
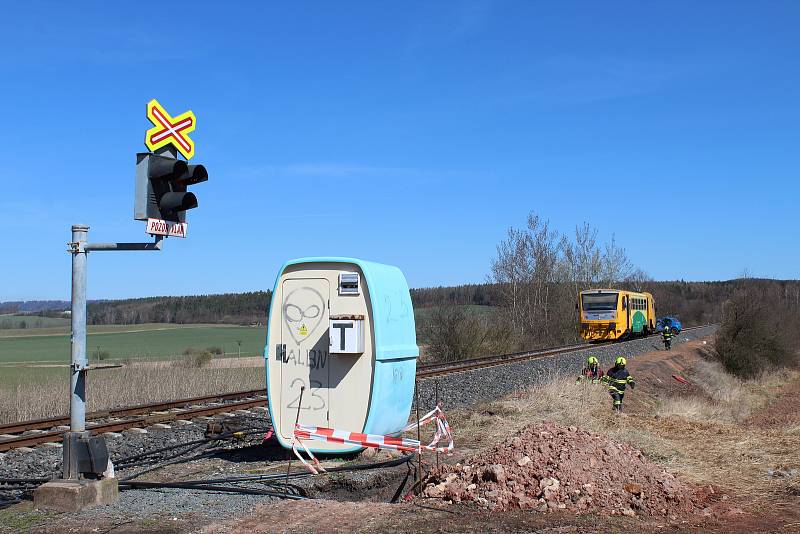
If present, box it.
[85,234,164,252]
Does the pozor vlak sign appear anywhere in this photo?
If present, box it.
[146,218,187,238]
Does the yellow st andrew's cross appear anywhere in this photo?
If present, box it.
[144,99,197,160]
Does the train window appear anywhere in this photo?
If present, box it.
[582,292,618,311]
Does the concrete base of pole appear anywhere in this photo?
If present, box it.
[33,478,118,512]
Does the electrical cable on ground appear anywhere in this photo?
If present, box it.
[113,438,209,467]
[120,442,214,482]
[0,477,50,484]
[118,480,307,500]
[154,452,416,486]
[116,450,414,502]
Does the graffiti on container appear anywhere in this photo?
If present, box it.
[283,286,325,344]
[286,378,325,411]
[282,348,328,369]
[393,367,405,384]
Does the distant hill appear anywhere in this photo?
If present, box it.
[412,278,800,327]
[86,292,271,325]
[5,278,797,327]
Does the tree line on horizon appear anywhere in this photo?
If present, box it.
[12,277,796,330]
[6,208,798,353]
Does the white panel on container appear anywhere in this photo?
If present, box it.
[329,319,364,353]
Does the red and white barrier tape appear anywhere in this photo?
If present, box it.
[291,406,453,474]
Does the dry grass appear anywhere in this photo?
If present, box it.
[445,364,800,499]
[0,362,265,424]
[654,396,731,422]
[655,360,795,423]
[447,369,611,452]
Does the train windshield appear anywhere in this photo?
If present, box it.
[582,292,618,311]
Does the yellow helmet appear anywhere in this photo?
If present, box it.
[587,356,599,365]
[615,356,627,366]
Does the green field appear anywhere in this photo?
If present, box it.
[0,323,267,364]
[0,322,222,338]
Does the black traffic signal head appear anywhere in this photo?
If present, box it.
[134,153,207,223]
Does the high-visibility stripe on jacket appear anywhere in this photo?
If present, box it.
[603,366,635,392]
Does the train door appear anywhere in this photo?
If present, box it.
[622,294,631,335]
[631,297,646,334]
[279,278,330,440]
[651,297,656,330]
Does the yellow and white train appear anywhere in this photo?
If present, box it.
[579,289,655,341]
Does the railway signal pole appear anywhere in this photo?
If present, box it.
[36,100,208,512]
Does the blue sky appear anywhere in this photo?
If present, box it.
[1,1,798,300]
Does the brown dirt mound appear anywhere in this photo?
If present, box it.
[421,421,701,517]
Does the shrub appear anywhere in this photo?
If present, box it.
[419,305,488,362]
[207,346,224,355]
[714,292,795,379]
[181,347,214,368]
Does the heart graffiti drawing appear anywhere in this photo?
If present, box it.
[283,286,326,345]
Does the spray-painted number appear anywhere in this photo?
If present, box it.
[286,378,325,411]
[393,367,405,383]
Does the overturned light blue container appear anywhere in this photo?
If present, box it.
[264,257,419,453]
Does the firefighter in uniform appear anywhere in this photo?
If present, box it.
[602,357,635,411]
[577,356,604,383]
[662,326,673,350]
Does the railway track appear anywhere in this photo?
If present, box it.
[416,341,590,379]
[0,393,268,452]
[0,325,712,452]
[416,324,710,379]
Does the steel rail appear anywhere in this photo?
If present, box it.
[0,389,267,435]
[0,397,268,452]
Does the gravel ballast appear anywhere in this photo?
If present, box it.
[414,326,718,411]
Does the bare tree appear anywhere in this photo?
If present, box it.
[490,227,531,335]
[563,222,602,293]
[601,235,633,287]
[490,212,645,348]
[625,268,651,292]
[522,214,561,337]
